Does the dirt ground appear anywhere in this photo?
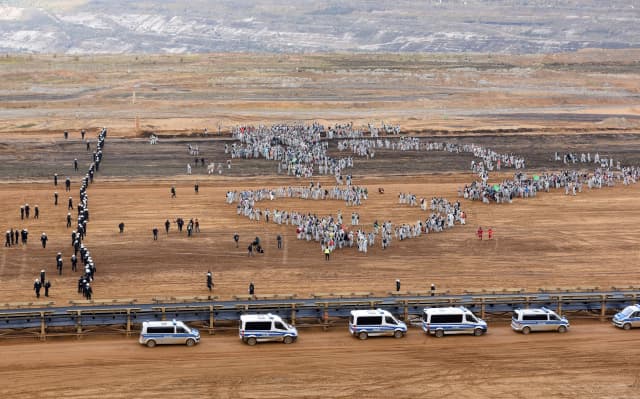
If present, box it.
[1,322,639,399]
[1,172,639,303]
[2,51,640,398]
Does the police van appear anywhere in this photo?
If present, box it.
[239,314,298,345]
[511,307,569,334]
[348,309,407,340]
[139,320,200,348]
[422,306,487,338]
[613,304,640,330]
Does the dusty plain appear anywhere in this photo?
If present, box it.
[1,52,640,398]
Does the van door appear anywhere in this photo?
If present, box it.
[175,325,188,344]
[632,311,640,327]
[464,313,478,332]
[547,314,561,331]
[273,321,288,341]
[384,316,397,336]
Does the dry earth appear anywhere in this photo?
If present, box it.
[1,322,639,399]
[1,51,640,398]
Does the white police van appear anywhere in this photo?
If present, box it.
[422,306,487,338]
[349,309,407,340]
[511,307,569,334]
[239,313,298,345]
[613,304,640,330]
[139,320,200,348]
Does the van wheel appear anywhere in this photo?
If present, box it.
[435,329,445,338]
[186,338,196,347]
[393,330,403,339]
[557,325,567,334]
[623,323,632,331]
[283,335,293,344]
[358,331,368,340]
[473,328,484,336]
[146,340,156,348]
[246,337,257,346]
[522,326,531,335]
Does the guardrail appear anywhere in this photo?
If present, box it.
[0,288,638,341]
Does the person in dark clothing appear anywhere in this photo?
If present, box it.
[396,279,401,292]
[56,253,63,275]
[73,158,78,171]
[194,182,199,194]
[171,186,176,198]
[164,219,170,234]
[152,227,159,240]
[206,271,213,292]
[40,270,46,285]
[20,206,24,220]
[81,129,85,140]
[78,277,84,294]
[14,229,19,245]
[34,205,39,219]
[71,254,77,272]
[54,192,58,206]
[249,282,255,298]
[177,218,184,232]
[247,243,253,257]
[85,283,92,300]
[277,234,282,249]
[21,229,28,245]
[24,204,30,219]
[67,213,72,228]
[34,279,42,299]
[65,177,71,192]
[40,232,48,248]
[54,173,58,186]
[118,222,125,234]
[430,283,436,296]
[233,233,239,248]
[4,231,10,247]
[68,197,73,210]
[86,141,90,151]
[44,280,51,297]
[64,130,68,139]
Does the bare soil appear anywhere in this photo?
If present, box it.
[1,51,640,398]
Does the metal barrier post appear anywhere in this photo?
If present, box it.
[209,305,215,335]
[40,311,46,341]
[75,310,82,338]
[290,304,296,326]
[557,296,562,315]
[126,309,132,337]
[323,303,329,331]
[402,300,408,321]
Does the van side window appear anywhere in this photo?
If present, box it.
[523,314,548,321]
[431,314,463,324]
[358,316,383,326]
[384,316,396,325]
[147,327,174,334]
[245,321,272,331]
[633,312,640,318]
[465,314,478,323]
[550,314,560,321]
[274,322,286,330]
[176,327,186,333]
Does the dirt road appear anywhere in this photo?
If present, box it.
[0,321,637,398]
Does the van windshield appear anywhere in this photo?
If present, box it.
[466,314,478,323]
[621,307,635,316]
